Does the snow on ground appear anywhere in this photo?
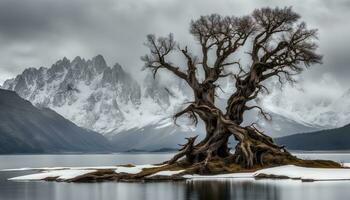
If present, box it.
[1,166,119,172]
[342,163,350,167]
[114,164,163,174]
[9,169,96,181]
[149,170,185,177]
[6,163,350,182]
[254,165,350,181]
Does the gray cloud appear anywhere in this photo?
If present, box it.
[0,0,349,92]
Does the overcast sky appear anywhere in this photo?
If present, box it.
[0,0,349,98]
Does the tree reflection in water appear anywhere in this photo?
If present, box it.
[185,179,280,200]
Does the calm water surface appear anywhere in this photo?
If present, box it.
[0,152,350,200]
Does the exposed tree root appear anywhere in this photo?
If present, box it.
[165,125,300,170]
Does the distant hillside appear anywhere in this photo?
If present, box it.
[0,89,111,154]
[275,124,350,150]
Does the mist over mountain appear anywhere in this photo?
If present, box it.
[2,55,343,151]
[0,89,111,154]
[262,79,350,129]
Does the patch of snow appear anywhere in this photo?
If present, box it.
[2,166,119,172]
[9,169,96,181]
[154,118,173,129]
[185,165,350,181]
[254,165,350,181]
[149,170,185,177]
[115,164,162,174]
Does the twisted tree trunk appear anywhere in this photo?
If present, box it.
[231,126,291,168]
[166,70,293,169]
[167,98,292,169]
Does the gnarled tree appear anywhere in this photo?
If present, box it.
[142,7,323,169]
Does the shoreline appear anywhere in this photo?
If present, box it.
[2,150,350,156]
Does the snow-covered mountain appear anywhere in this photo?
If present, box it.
[2,55,188,137]
[313,88,350,127]
[262,84,350,129]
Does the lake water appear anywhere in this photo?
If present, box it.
[1,152,350,200]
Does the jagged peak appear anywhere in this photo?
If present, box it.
[62,56,70,63]
[91,54,107,66]
[112,63,123,71]
[71,56,88,70]
[93,54,104,59]
[22,67,40,75]
[87,55,107,73]
[39,66,47,71]
[53,57,71,67]
[72,56,82,63]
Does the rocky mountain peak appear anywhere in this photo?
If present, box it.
[112,63,123,71]
[59,57,71,66]
[89,55,107,73]
[72,56,83,63]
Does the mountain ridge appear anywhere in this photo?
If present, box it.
[276,123,350,150]
[0,89,111,154]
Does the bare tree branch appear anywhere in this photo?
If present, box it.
[141,34,188,81]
